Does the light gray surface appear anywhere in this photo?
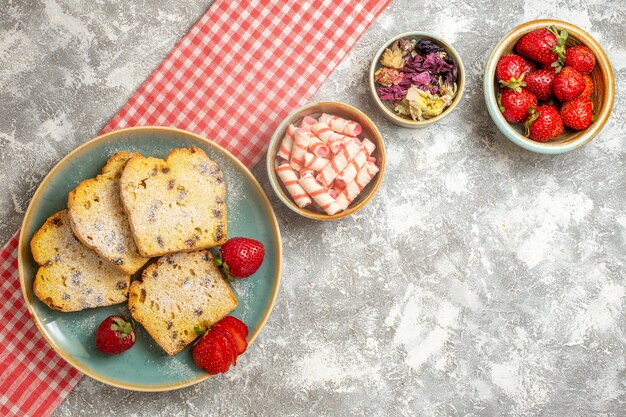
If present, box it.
[2,0,626,416]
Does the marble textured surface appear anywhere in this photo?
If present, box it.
[1,0,626,416]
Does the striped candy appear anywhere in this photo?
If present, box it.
[311,122,345,144]
[310,122,350,153]
[299,175,342,215]
[277,124,296,160]
[275,163,312,208]
[336,162,379,210]
[316,139,361,186]
[299,168,315,178]
[299,116,317,129]
[332,181,345,195]
[329,140,346,154]
[336,138,376,187]
[308,135,330,157]
[304,153,330,171]
[319,113,363,136]
[290,128,311,171]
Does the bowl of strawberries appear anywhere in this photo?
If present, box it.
[484,19,615,154]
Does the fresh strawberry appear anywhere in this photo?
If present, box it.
[564,45,596,75]
[553,66,585,101]
[215,237,265,279]
[214,316,249,355]
[212,326,238,365]
[95,315,136,355]
[580,75,594,98]
[524,69,556,101]
[542,63,557,73]
[193,316,249,373]
[214,315,249,338]
[498,88,537,123]
[516,26,568,66]
[522,58,537,74]
[220,325,247,355]
[560,96,593,130]
[192,327,232,374]
[495,55,527,90]
[525,105,564,142]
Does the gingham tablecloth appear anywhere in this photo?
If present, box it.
[0,0,390,416]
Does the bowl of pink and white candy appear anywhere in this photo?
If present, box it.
[267,102,386,220]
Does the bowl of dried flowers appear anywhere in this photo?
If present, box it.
[369,31,465,128]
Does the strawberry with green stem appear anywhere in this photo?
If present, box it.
[192,316,249,374]
[548,26,569,71]
[496,55,528,91]
[193,325,234,374]
[516,26,568,70]
[214,237,265,280]
[525,105,564,142]
[498,88,537,123]
[95,315,136,355]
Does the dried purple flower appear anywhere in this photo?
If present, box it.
[422,52,453,74]
[401,54,425,73]
[377,84,407,102]
[443,54,458,86]
[405,71,431,86]
[398,71,439,95]
[415,39,444,55]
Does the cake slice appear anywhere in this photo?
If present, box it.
[128,250,238,355]
[30,210,131,312]
[120,147,227,257]
[68,152,150,274]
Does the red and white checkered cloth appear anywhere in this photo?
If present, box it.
[0,0,390,415]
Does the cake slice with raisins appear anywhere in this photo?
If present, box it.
[128,250,238,355]
[119,147,227,258]
[30,210,131,312]
[68,152,150,274]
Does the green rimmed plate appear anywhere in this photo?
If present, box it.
[18,126,282,391]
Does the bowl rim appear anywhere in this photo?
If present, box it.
[483,19,615,154]
[18,125,283,391]
[368,31,466,127]
[266,101,386,221]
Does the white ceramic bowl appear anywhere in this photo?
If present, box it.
[369,31,465,128]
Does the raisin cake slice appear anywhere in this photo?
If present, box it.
[128,250,238,355]
[30,210,131,312]
[68,152,150,274]
[120,147,227,257]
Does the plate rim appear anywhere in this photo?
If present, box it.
[17,126,282,391]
